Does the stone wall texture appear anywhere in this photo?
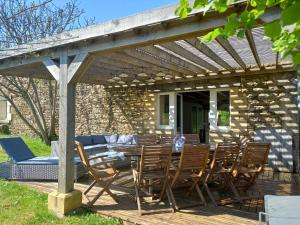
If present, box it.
[8,71,299,171]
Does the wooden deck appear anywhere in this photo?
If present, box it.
[19,170,300,225]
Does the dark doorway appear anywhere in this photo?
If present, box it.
[179,91,210,143]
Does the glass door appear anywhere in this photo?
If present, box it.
[176,94,183,134]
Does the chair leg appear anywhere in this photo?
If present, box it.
[167,182,178,211]
[103,173,120,203]
[159,178,168,201]
[88,186,107,206]
[228,179,242,203]
[204,183,218,207]
[195,184,207,206]
[253,180,263,197]
[89,176,118,206]
[133,170,142,215]
[84,180,97,195]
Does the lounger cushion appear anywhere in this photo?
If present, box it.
[75,135,93,146]
[0,137,35,162]
[91,135,107,144]
[16,156,81,165]
[104,134,118,144]
[117,135,133,144]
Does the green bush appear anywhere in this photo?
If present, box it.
[0,125,10,135]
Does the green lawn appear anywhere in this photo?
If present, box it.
[0,135,121,225]
[0,134,51,162]
[0,180,121,225]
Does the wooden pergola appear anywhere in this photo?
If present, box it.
[0,2,294,215]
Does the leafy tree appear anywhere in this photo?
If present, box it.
[176,0,300,67]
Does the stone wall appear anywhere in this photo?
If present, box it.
[8,71,299,171]
[74,84,156,135]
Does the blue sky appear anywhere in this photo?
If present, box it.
[52,0,178,23]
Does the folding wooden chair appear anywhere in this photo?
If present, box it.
[204,143,241,206]
[135,134,158,146]
[232,142,271,201]
[132,144,175,215]
[75,141,120,206]
[169,144,210,210]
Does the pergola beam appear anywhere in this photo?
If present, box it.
[152,65,294,85]
[105,53,181,76]
[68,53,95,83]
[245,30,262,68]
[43,58,60,81]
[185,38,234,71]
[95,57,156,75]
[2,3,277,72]
[216,36,247,70]
[140,45,206,74]
[159,42,219,72]
[123,49,193,76]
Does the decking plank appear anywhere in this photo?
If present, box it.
[16,171,299,225]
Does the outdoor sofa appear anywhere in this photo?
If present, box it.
[51,134,136,168]
[0,137,86,180]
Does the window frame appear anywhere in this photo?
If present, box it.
[0,96,11,124]
[209,89,231,132]
[156,92,175,130]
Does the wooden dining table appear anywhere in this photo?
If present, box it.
[111,144,217,168]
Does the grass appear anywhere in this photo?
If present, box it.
[0,135,121,225]
[0,180,121,225]
[0,134,51,162]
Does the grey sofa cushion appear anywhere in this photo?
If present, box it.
[84,144,108,152]
[104,134,118,144]
[117,135,133,144]
[92,135,107,144]
[132,135,137,145]
[75,135,93,146]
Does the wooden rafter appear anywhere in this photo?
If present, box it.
[105,53,181,76]
[140,46,206,74]
[185,38,234,71]
[216,36,247,70]
[159,42,219,72]
[245,30,262,68]
[123,49,194,76]
[147,66,295,86]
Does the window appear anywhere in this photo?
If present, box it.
[0,99,7,121]
[159,94,169,125]
[217,91,230,127]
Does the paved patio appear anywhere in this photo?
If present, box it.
[19,170,300,225]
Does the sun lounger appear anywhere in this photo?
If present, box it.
[0,137,85,180]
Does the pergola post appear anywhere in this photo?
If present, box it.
[46,50,93,216]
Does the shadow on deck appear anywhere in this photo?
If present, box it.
[19,170,300,225]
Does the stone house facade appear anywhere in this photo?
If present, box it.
[7,71,299,172]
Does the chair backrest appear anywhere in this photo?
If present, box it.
[159,134,174,144]
[240,142,271,171]
[136,134,157,146]
[184,134,200,144]
[0,137,35,162]
[75,141,90,168]
[178,144,210,171]
[139,144,172,179]
[210,143,240,173]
